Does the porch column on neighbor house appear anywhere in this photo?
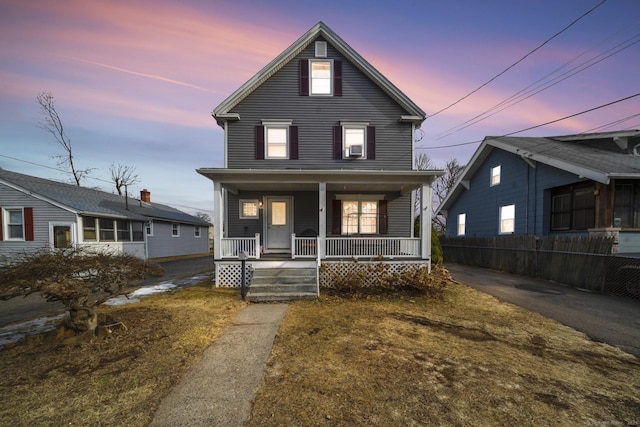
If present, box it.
[213,181,223,260]
[421,183,432,263]
[318,182,326,260]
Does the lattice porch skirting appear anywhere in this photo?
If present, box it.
[215,260,431,288]
[215,262,254,288]
[319,260,431,288]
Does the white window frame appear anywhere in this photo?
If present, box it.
[4,207,25,241]
[315,41,327,57]
[457,213,466,236]
[262,121,291,159]
[309,59,333,96]
[146,220,154,237]
[194,225,201,238]
[171,223,180,237]
[499,204,515,234]
[239,199,259,219]
[341,122,367,159]
[491,165,501,186]
[336,195,382,235]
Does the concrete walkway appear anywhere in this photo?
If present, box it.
[150,303,289,427]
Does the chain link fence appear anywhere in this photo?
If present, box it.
[605,255,640,298]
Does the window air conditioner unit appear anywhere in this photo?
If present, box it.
[349,145,363,157]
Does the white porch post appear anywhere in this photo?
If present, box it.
[421,183,432,264]
[213,181,223,261]
[318,182,326,260]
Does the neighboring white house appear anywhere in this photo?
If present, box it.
[0,169,210,263]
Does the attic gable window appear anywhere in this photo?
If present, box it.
[299,59,342,96]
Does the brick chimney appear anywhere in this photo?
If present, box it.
[140,189,151,203]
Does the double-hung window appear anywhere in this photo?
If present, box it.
[5,208,24,240]
[265,125,288,159]
[172,223,180,237]
[499,204,515,234]
[334,122,375,160]
[457,213,466,236]
[491,165,501,186]
[255,121,298,160]
[99,218,115,241]
[310,60,332,95]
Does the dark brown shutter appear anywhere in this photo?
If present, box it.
[0,207,3,240]
[378,200,388,235]
[333,60,342,96]
[24,207,34,241]
[299,59,309,96]
[366,126,376,160]
[331,199,342,235]
[289,126,298,160]
[333,126,342,159]
[255,125,265,159]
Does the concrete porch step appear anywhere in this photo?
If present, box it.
[247,267,318,302]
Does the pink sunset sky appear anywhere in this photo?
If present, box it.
[1,0,638,217]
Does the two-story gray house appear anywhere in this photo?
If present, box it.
[197,22,443,297]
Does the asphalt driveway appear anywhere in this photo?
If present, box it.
[446,263,640,358]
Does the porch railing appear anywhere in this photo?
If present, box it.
[325,237,421,259]
[220,234,261,259]
[292,234,317,259]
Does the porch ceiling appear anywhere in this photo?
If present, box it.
[196,168,444,194]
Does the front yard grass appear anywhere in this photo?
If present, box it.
[0,268,638,426]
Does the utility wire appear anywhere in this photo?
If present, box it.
[418,91,640,149]
[427,0,608,119]
[435,25,640,140]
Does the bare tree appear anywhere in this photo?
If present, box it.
[110,163,140,196]
[433,158,466,232]
[195,212,211,223]
[36,91,92,186]
[413,153,435,213]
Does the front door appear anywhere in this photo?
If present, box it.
[50,222,74,249]
[265,196,292,252]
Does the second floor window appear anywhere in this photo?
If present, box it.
[334,124,375,160]
[491,165,501,186]
[266,125,288,159]
[255,123,298,160]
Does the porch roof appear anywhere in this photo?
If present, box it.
[196,168,444,194]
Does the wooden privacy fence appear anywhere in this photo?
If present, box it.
[440,235,615,292]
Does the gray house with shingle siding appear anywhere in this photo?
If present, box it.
[438,131,640,254]
[197,22,443,289]
[0,169,210,263]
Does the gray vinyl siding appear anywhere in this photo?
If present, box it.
[227,38,413,170]
[226,191,411,239]
[445,150,592,237]
[0,184,76,261]
[146,221,209,259]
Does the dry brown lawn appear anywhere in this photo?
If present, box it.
[0,268,639,426]
[247,272,640,426]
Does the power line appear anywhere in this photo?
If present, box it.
[427,0,608,119]
[435,25,640,140]
[419,91,640,149]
